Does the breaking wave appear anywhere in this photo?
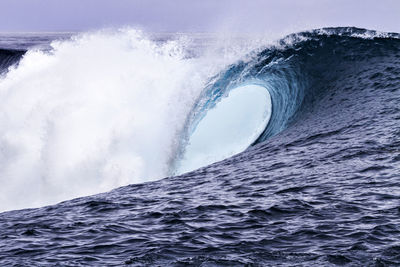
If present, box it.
[0,27,398,212]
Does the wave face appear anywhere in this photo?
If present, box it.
[0,27,400,266]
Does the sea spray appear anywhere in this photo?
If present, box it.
[0,29,208,211]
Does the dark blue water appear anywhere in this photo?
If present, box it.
[0,27,399,266]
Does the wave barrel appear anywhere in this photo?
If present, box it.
[177,84,272,174]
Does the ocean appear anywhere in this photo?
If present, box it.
[0,27,399,266]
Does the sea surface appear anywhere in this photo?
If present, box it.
[0,27,399,266]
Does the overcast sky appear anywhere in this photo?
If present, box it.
[1,0,400,34]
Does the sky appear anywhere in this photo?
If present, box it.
[1,0,400,34]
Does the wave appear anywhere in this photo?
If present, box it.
[0,27,399,212]
[0,26,399,266]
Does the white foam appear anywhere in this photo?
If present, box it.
[0,29,207,211]
[0,29,270,212]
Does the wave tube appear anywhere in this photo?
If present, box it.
[176,84,272,174]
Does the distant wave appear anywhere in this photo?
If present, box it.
[0,48,24,74]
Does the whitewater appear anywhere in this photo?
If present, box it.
[0,29,272,211]
[0,27,399,266]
